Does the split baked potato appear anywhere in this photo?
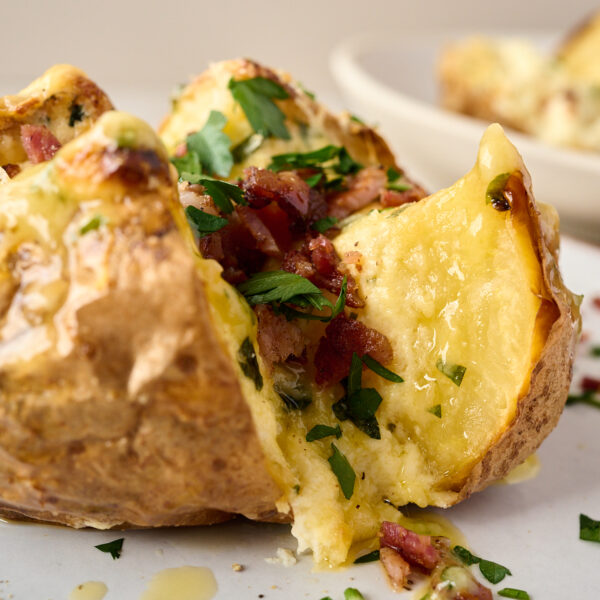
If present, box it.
[0,63,579,568]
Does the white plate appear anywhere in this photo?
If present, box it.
[330,31,600,243]
[2,236,600,599]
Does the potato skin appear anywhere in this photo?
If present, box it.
[454,167,579,501]
[0,64,113,170]
[0,113,281,528]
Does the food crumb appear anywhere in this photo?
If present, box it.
[232,563,244,572]
[265,547,297,567]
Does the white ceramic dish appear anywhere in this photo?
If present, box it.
[330,31,600,242]
[2,236,600,599]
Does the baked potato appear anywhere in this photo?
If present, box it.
[0,64,113,179]
[0,63,579,569]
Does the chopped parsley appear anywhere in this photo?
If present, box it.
[185,206,228,237]
[344,589,365,600]
[349,114,365,125]
[580,513,600,542]
[276,387,312,411]
[199,179,246,214]
[80,215,105,235]
[311,216,339,233]
[486,172,512,211]
[306,424,342,442]
[498,589,530,600]
[566,390,600,409]
[386,166,412,192]
[269,145,341,172]
[354,549,380,564]
[68,103,85,127]
[298,82,316,101]
[362,354,403,382]
[328,443,356,499]
[228,77,290,139]
[238,337,263,391]
[238,271,346,322]
[304,172,323,188]
[452,545,512,584]
[94,538,124,559]
[428,404,442,418]
[231,133,264,163]
[172,110,233,179]
[436,359,467,387]
[591,346,600,357]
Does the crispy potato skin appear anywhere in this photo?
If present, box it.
[454,168,579,501]
[0,114,281,528]
[0,64,113,169]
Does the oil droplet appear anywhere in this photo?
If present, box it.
[139,566,217,600]
[498,453,541,485]
[69,581,108,600]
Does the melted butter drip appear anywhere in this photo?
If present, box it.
[497,453,541,485]
[139,567,217,600]
[68,581,108,600]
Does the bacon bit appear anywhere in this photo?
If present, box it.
[174,142,187,158]
[593,297,600,310]
[255,202,293,251]
[236,206,281,258]
[380,185,426,207]
[379,522,440,571]
[282,235,363,308]
[314,314,393,385]
[328,166,387,218]
[379,547,411,591]
[1,163,21,178]
[242,167,312,225]
[581,376,600,393]
[20,124,61,163]
[255,305,307,369]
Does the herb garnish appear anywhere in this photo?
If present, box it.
[344,589,365,600]
[238,271,346,322]
[298,82,316,101]
[498,589,530,600]
[580,513,600,542]
[436,359,467,387]
[566,390,600,409]
[306,424,342,442]
[354,549,380,564]
[238,337,263,391]
[328,443,356,499]
[94,538,124,560]
[304,173,323,188]
[69,103,85,127]
[349,114,365,125]
[228,77,290,139]
[386,166,412,192]
[591,346,600,357]
[452,545,512,584]
[486,172,512,211]
[172,110,233,179]
[231,133,264,163]
[362,354,404,382]
[185,206,228,237]
[200,179,246,214]
[276,387,312,411]
[428,404,442,418]
[80,215,105,235]
[268,144,362,179]
[311,216,339,233]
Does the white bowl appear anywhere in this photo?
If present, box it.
[330,31,600,242]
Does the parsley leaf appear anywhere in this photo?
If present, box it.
[238,337,263,391]
[354,549,380,564]
[333,387,383,440]
[498,589,530,600]
[436,359,467,387]
[311,216,339,233]
[80,215,105,235]
[486,172,512,211]
[304,172,323,188]
[344,589,365,600]
[185,206,228,237]
[228,77,290,139]
[328,443,356,499]
[199,179,246,214]
[94,538,124,560]
[69,103,85,127]
[269,145,341,172]
[298,82,316,101]
[362,354,404,382]
[428,404,442,418]
[386,166,412,192]
[348,352,363,396]
[479,560,512,584]
[350,114,365,125]
[231,133,264,163]
[591,346,600,357]
[567,390,600,409]
[276,387,312,411]
[452,545,480,566]
[335,147,362,175]
[182,110,233,178]
[306,424,342,442]
[580,513,600,542]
